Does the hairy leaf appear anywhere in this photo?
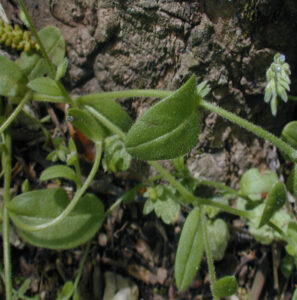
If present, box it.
[8,189,104,249]
[125,75,200,160]
[259,181,287,227]
[175,208,204,291]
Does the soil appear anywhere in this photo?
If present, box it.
[0,0,297,299]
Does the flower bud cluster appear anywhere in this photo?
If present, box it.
[0,19,40,52]
[264,53,291,116]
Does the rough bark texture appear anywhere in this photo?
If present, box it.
[10,0,297,185]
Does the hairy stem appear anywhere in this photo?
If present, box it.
[0,91,32,135]
[201,100,297,162]
[2,132,12,300]
[12,142,102,232]
[77,90,171,105]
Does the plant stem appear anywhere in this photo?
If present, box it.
[87,103,250,219]
[32,93,68,103]
[0,91,32,135]
[12,142,102,232]
[17,0,74,106]
[85,105,126,140]
[18,0,56,78]
[200,100,297,162]
[63,241,91,300]
[288,95,297,101]
[201,208,218,300]
[149,161,250,219]
[2,132,12,300]
[195,179,238,195]
[76,90,171,105]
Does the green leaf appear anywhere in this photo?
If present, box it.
[8,189,104,249]
[175,208,204,291]
[280,255,295,279]
[143,185,180,224]
[56,58,68,80]
[78,97,133,134]
[258,182,287,227]
[18,278,31,296]
[281,121,297,149]
[67,108,104,143]
[213,276,237,298]
[0,55,28,97]
[27,77,62,96]
[240,168,278,201]
[125,75,200,160]
[40,165,78,183]
[16,26,65,80]
[208,218,229,261]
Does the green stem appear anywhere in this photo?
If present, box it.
[201,208,218,300]
[13,142,102,232]
[32,93,68,103]
[0,91,32,135]
[63,241,91,300]
[288,95,297,101]
[17,0,74,106]
[200,100,297,162]
[2,132,12,300]
[18,0,56,78]
[87,101,250,219]
[85,105,126,140]
[76,89,171,105]
[195,179,238,195]
[149,161,250,219]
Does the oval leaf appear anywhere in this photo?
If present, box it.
[125,75,200,160]
[67,108,104,143]
[40,165,78,183]
[16,26,65,80]
[208,218,230,261]
[0,55,28,97]
[7,189,104,249]
[259,181,287,228]
[213,276,237,298]
[27,77,62,96]
[240,168,278,200]
[175,208,204,291]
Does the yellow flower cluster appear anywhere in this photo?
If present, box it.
[0,19,40,52]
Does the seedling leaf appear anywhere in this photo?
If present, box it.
[125,75,200,160]
[259,181,287,227]
[7,189,104,249]
[175,208,204,291]
[40,165,78,184]
[213,276,237,298]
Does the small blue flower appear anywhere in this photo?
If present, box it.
[279,54,286,63]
